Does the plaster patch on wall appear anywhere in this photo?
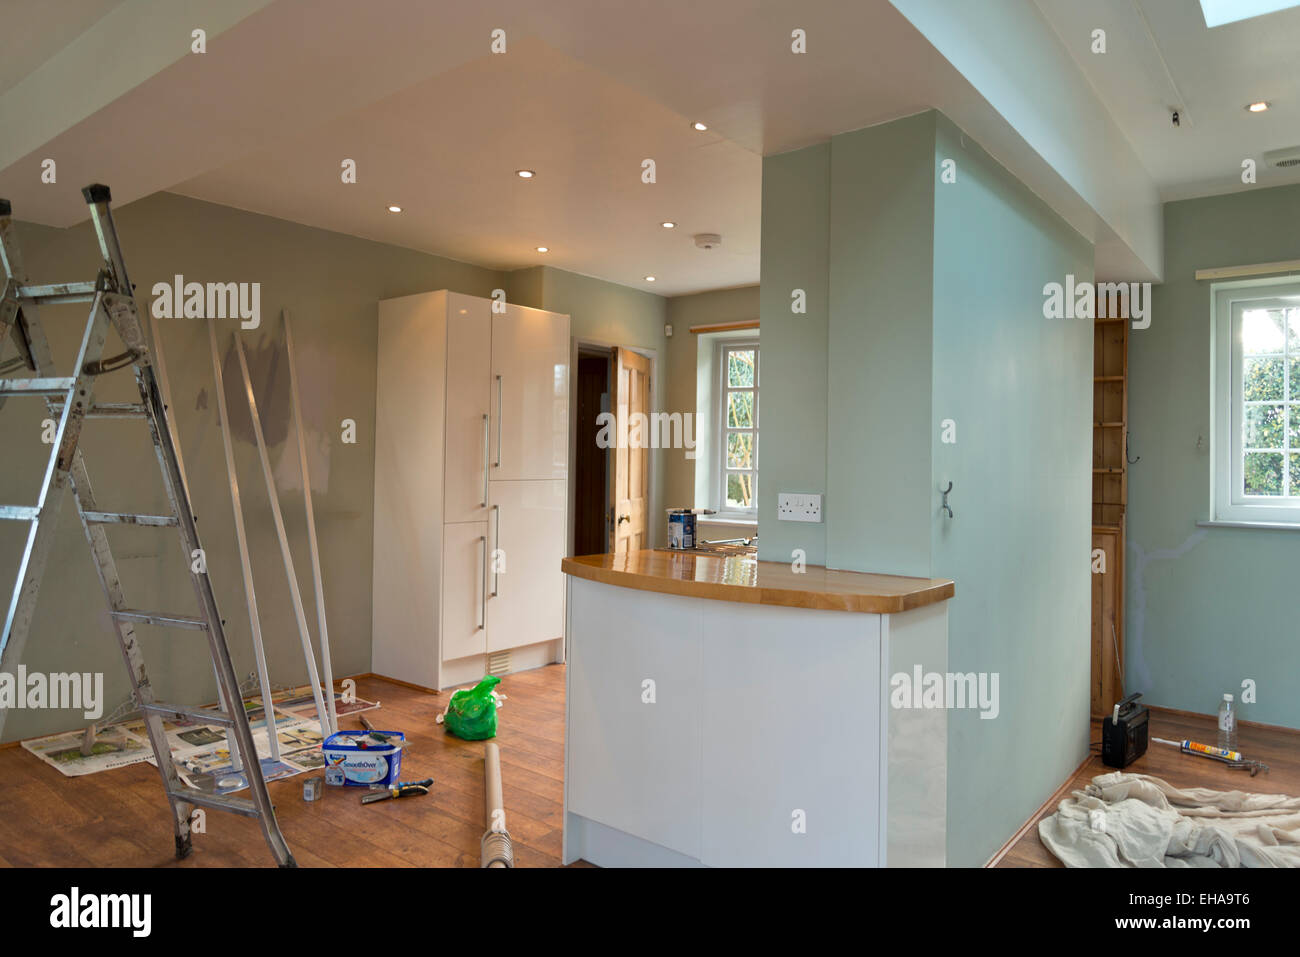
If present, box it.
[1126,529,1208,692]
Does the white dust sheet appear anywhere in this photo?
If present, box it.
[1039,772,1300,867]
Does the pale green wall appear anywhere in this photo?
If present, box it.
[826,113,937,576]
[930,114,1093,868]
[757,143,831,566]
[1127,184,1300,729]
[1,191,503,741]
[756,111,1093,866]
[662,286,760,517]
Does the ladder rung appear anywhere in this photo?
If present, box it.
[0,505,39,521]
[15,281,98,306]
[83,510,178,527]
[49,401,147,419]
[166,788,259,818]
[0,376,76,397]
[110,609,208,630]
[140,701,234,726]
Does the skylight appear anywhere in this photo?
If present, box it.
[1199,0,1300,27]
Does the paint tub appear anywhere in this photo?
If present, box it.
[666,508,696,549]
[321,730,405,787]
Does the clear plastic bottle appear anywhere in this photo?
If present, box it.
[1217,693,1237,750]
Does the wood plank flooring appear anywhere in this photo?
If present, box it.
[0,667,571,868]
[4,671,1294,869]
[995,707,1300,867]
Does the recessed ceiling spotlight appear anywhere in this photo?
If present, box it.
[387,205,402,213]
[645,276,656,282]
[1247,101,1271,112]
[661,221,676,228]
[692,121,708,131]
[536,246,549,253]
[516,169,535,178]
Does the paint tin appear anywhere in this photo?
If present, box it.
[322,730,405,787]
[666,508,696,549]
[303,776,323,801]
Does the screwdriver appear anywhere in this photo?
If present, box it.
[361,778,433,804]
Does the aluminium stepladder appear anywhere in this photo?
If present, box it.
[0,185,295,867]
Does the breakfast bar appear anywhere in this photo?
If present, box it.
[560,549,955,867]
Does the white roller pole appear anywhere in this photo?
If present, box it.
[207,319,280,761]
[282,311,337,735]
[232,333,330,733]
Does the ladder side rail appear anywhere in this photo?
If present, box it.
[67,451,198,857]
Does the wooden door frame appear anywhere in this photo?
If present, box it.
[566,336,659,562]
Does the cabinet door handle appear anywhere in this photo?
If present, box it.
[492,504,501,597]
[481,413,490,507]
[477,535,487,631]
[494,375,503,468]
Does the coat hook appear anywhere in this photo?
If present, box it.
[1126,433,1140,465]
[940,481,954,519]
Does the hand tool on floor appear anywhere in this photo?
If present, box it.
[1151,737,1270,776]
[361,778,433,804]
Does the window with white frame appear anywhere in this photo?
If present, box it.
[714,339,758,519]
[1213,280,1300,524]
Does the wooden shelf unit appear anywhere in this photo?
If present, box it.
[1091,298,1128,718]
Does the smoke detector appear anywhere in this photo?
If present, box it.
[694,232,722,249]
[1264,146,1300,169]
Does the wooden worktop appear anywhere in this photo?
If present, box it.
[561,550,954,614]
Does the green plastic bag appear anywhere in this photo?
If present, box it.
[440,676,501,740]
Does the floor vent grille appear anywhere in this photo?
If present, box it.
[487,650,511,676]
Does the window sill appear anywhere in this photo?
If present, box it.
[1197,519,1300,532]
[701,517,758,529]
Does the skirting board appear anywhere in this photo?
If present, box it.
[564,813,706,867]
[370,638,562,692]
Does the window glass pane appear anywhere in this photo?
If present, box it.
[727,390,754,428]
[726,472,755,509]
[727,431,754,468]
[1244,404,1284,448]
[1244,357,1284,401]
[1292,454,1300,497]
[1242,309,1285,354]
[727,350,755,387]
[1289,310,1300,351]
[1291,404,1300,447]
[1290,357,1300,399]
[1244,452,1283,496]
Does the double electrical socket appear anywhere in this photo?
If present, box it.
[777,492,822,523]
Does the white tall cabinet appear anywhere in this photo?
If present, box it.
[373,290,569,690]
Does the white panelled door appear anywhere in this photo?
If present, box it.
[486,479,566,651]
[491,304,569,481]
[444,293,492,523]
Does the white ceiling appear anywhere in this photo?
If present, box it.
[1035,0,1300,201]
[0,0,123,96]
[7,0,1291,291]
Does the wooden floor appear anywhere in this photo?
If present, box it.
[0,667,571,867]
[996,708,1300,867]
